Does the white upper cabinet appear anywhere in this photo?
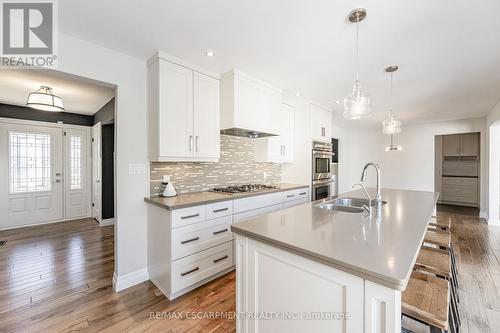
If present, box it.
[147,53,220,162]
[221,69,282,135]
[193,72,220,159]
[255,103,295,163]
[310,104,331,141]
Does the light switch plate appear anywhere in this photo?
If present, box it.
[128,163,146,175]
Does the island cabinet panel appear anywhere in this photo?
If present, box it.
[364,281,402,333]
[235,234,403,333]
[235,235,365,333]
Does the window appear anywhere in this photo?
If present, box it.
[69,136,82,189]
[9,131,51,193]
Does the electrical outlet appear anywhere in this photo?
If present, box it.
[128,163,146,175]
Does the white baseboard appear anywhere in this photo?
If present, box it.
[0,216,92,231]
[480,211,488,219]
[488,218,500,226]
[113,268,149,292]
[100,218,115,226]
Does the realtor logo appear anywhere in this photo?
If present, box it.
[1,0,58,68]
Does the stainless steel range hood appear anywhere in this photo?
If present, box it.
[220,128,277,138]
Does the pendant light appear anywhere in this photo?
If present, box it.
[382,66,401,134]
[383,66,402,152]
[343,8,372,120]
[26,86,64,112]
[385,134,402,151]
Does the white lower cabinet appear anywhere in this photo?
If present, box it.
[172,241,233,293]
[147,186,309,300]
[172,215,232,260]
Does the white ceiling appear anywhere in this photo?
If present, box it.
[0,69,115,115]
[59,0,500,125]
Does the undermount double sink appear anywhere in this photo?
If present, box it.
[317,197,387,213]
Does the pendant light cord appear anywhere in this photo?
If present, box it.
[389,71,393,117]
[355,15,360,83]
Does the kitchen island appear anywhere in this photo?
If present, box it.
[231,188,439,333]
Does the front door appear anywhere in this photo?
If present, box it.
[0,123,63,229]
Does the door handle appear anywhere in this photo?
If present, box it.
[283,145,286,156]
[189,135,193,152]
[56,173,61,176]
[195,136,199,152]
[55,179,61,183]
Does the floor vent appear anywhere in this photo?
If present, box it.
[0,241,6,246]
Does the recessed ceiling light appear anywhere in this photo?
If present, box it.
[335,100,341,104]
[205,50,215,57]
[295,92,300,97]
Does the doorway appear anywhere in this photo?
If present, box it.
[0,120,91,229]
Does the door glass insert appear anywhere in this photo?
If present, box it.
[9,131,51,193]
[69,135,82,189]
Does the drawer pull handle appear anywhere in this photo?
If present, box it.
[286,195,295,198]
[213,228,228,235]
[181,213,200,220]
[181,267,199,276]
[213,208,229,213]
[213,255,228,263]
[299,192,307,195]
[181,237,199,244]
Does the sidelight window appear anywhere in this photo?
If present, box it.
[69,136,82,190]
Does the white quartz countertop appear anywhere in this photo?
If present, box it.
[231,188,439,290]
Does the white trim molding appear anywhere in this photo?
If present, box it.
[488,217,500,226]
[100,218,115,226]
[113,268,149,292]
[479,210,488,219]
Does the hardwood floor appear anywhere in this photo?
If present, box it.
[403,205,500,333]
[0,205,499,332]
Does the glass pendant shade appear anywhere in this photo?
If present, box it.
[382,112,402,134]
[343,80,372,119]
[385,134,402,151]
[26,86,64,112]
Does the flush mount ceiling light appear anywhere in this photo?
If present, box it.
[382,65,402,134]
[343,8,372,120]
[26,86,64,112]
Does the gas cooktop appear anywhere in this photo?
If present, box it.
[210,184,277,194]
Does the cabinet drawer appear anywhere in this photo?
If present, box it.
[233,203,284,224]
[283,197,308,209]
[172,216,233,260]
[233,192,284,213]
[442,184,477,197]
[442,177,477,187]
[442,161,478,177]
[172,205,206,228]
[171,242,233,293]
[206,201,233,220]
[440,192,478,204]
[283,188,309,202]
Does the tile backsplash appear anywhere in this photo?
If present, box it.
[149,135,281,196]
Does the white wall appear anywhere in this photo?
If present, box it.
[58,33,148,288]
[486,99,500,224]
[375,117,488,212]
[281,103,379,194]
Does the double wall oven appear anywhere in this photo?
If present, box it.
[312,141,335,201]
